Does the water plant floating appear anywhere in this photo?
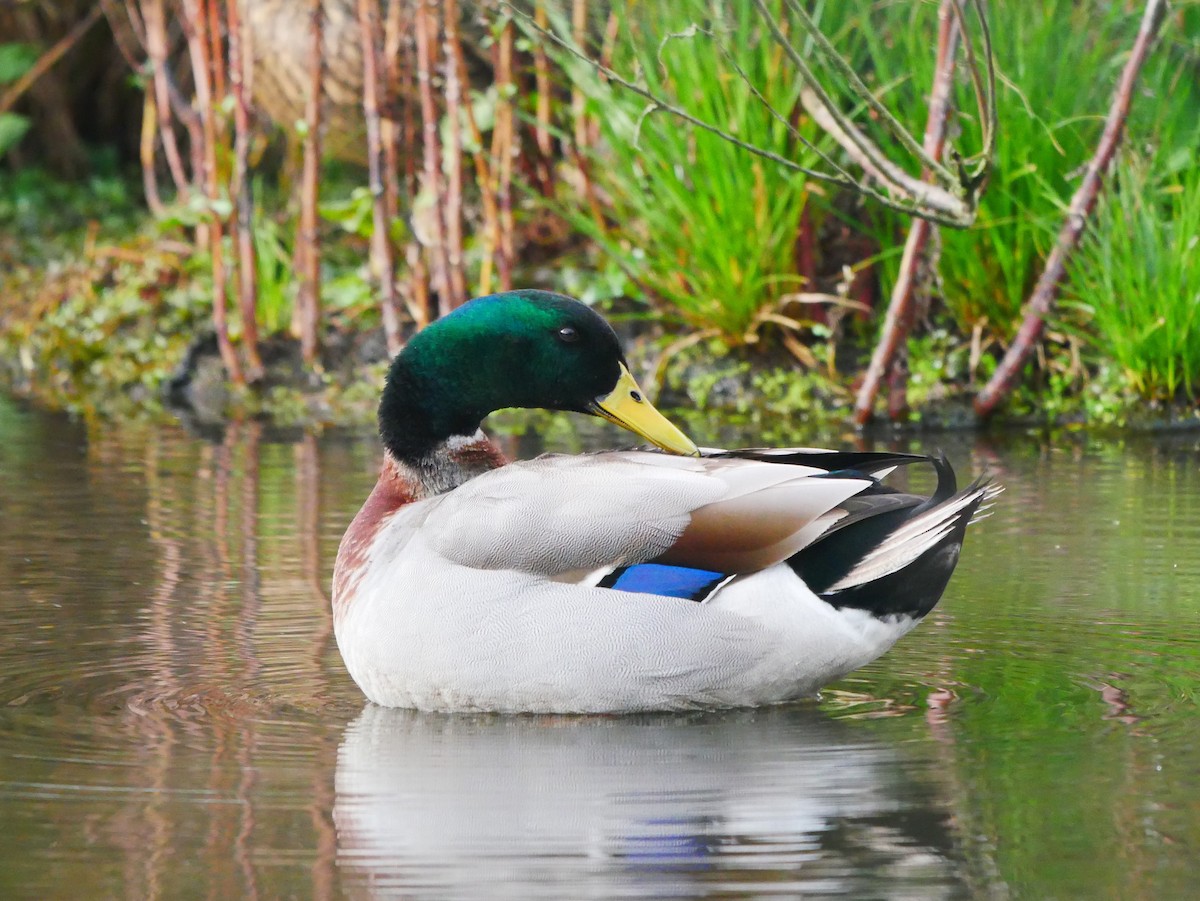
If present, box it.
[332,291,998,712]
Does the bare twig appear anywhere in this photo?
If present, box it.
[359,0,402,355]
[974,0,1168,418]
[442,0,469,309]
[777,0,955,182]
[296,0,325,366]
[0,6,103,115]
[798,85,967,220]
[182,0,243,384]
[504,1,979,227]
[948,0,996,179]
[854,0,962,426]
[227,0,263,381]
[516,0,996,226]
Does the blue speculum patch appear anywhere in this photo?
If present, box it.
[604,563,727,601]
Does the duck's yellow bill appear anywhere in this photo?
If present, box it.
[592,365,699,456]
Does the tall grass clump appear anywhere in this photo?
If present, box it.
[1066,160,1200,403]
[557,0,825,340]
[855,0,1195,340]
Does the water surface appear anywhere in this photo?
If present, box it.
[2,394,1198,899]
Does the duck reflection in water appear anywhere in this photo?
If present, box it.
[333,705,965,899]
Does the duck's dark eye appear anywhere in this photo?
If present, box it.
[556,325,580,344]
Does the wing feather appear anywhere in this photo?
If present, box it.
[423,451,872,578]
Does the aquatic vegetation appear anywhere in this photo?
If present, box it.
[1067,159,1200,403]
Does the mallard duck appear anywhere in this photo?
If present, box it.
[333,290,997,713]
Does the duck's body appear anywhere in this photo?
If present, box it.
[333,291,996,713]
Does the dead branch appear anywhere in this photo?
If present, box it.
[974,0,1168,418]
[854,0,961,426]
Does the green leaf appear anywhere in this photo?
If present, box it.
[0,113,31,155]
[0,42,39,84]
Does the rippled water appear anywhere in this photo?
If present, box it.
[2,393,1199,899]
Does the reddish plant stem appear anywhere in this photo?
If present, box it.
[296,0,325,366]
[182,0,243,385]
[414,0,453,317]
[381,0,404,203]
[227,0,263,380]
[571,0,588,147]
[142,0,192,199]
[104,0,158,210]
[530,1,554,195]
[586,10,619,148]
[442,0,468,309]
[381,3,403,213]
[796,203,818,320]
[205,0,226,107]
[565,0,606,231]
[449,5,501,296]
[400,7,431,328]
[886,351,909,420]
[358,0,402,354]
[100,0,146,69]
[492,14,515,291]
[532,1,552,156]
[853,0,960,426]
[974,0,1168,418]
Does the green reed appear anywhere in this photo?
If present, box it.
[555,0,828,340]
[855,0,1198,341]
[1066,159,1200,402]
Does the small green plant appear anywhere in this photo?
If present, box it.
[1066,159,1200,403]
[553,0,825,341]
[0,42,38,155]
[249,207,294,335]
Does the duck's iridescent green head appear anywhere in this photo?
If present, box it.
[378,290,697,461]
